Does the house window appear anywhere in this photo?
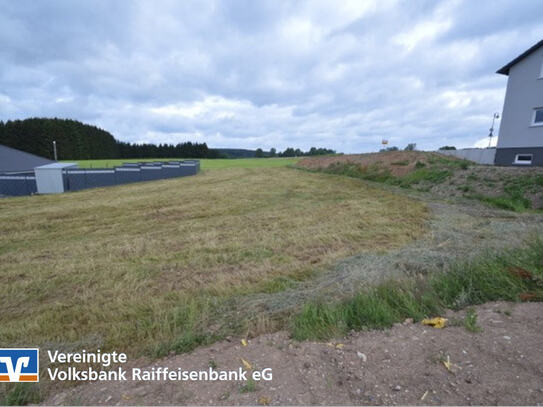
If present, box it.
[533,108,543,125]
[514,154,533,165]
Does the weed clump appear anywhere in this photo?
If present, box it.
[1,383,41,406]
[291,238,543,340]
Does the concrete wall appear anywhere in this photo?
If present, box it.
[497,46,543,150]
[437,148,496,165]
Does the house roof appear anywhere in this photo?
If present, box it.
[497,39,543,75]
[0,144,54,173]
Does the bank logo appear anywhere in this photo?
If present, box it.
[0,349,39,382]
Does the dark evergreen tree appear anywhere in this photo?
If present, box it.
[0,118,219,159]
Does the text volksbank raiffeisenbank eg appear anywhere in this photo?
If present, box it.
[46,350,272,382]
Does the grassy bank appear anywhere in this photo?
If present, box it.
[0,167,426,357]
[291,238,543,340]
[312,154,469,189]
[64,157,299,170]
[298,153,543,212]
[467,174,543,211]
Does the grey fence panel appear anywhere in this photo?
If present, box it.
[0,175,37,196]
[27,177,38,194]
[1,160,199,196]
[179,163,198,176]
[183,160,200,172]
[65,169,116,190]
[64,171,87,191]
[84,170,116,188]
[162,165,180,178]
[141,166,164,181]
[115,167,142,183]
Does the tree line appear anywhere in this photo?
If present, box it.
[256,146,336,157]
[0,118,220,159]
[0,117,336,160]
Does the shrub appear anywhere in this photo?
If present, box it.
[415,161,426,169]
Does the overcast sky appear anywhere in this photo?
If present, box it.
[1,0,542,152]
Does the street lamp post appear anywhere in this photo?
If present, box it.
[53,140,58,161]
[488,113,499,148]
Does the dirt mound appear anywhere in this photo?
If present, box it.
[297,151,448,176]
[45,301,543,405]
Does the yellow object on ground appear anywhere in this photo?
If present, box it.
[421,317,448,328]
[241,358,252,370]
[258,396,270,405]
[442,355,461,373]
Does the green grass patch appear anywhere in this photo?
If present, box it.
[391,168,451,188]
[291,238,543,341]
[415,161,426,169]
[324,162,395,183]
[65,157,299,170]
[0,167,427,358]
[428,155,470,170]
[239,379,257,393]
[470,186,532,212]
[471,194,530,212]
[391,160,409,166]
[309,154,462,190]
[1,383,42,406]
[463,308,482,333]
[465,173,543,212]
[458,185,474,193]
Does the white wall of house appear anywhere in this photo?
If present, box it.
[498,46,543,149]
[438,148,496,165]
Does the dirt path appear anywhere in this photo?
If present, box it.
[45,301,543,406]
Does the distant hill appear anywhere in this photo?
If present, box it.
[215,148,260,158]
[216,147,337,158]
[0,118,219,159]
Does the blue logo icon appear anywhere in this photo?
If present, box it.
[0,348,39,382]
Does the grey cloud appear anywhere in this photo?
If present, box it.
[0,0,542,152]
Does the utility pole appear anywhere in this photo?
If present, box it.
[488,113,499,148]
[53,140,58,161]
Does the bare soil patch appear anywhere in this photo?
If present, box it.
[45,301,543,406]
[297,151,440,177]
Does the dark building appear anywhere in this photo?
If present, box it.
[0,144,54,173]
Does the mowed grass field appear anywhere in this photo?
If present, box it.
[0,167,427,356]
[66,157,299,169]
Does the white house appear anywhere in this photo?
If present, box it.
[495,40,543,166]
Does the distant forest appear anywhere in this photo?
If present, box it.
[0,118,336,160]
[0,118,220,160]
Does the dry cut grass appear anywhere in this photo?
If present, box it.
[0,167,427,355]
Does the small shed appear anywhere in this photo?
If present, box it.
[34,163,78,194]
